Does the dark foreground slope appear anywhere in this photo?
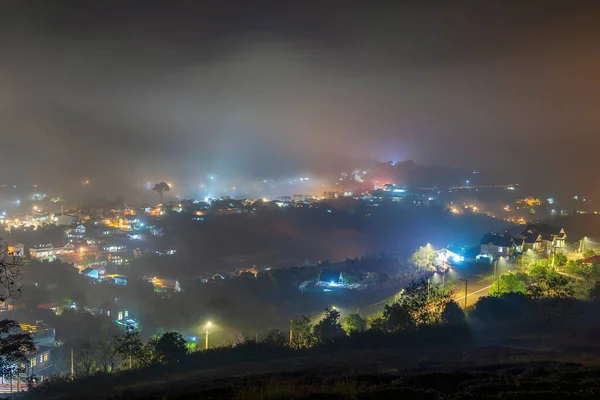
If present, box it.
[23,344,600,400]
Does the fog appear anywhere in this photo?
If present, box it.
[1,1,600,201]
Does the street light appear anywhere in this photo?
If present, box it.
[205,321,212,350]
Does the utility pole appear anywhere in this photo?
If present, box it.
[289,319,293,347]
[459,279,468,309]
[70,348,74,379]
[427,278,431,302]
[16,363,20,392]
[205,329,209,351]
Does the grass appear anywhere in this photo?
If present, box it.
[25,343,600,399]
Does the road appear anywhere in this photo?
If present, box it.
[445,262,499,308]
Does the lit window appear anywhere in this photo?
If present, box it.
[497,247,503,253]
[43,352,49,362]
[124,311,129,317]
[30,358,36,367]
[118,312,123,320]
[107,311,110,317]
[39,354,43,363]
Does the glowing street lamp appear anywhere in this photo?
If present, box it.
[205,321,212,350]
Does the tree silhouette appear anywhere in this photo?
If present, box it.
[0,239,23,301]
[146,331,187,364]
[343,313,367,334]
[152,182,171,205]
[370,302,415,333]
[313,308,345,343]
[0,242,34,381]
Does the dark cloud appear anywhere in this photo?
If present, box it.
[1,1,600,200]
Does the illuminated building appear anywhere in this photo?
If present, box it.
[29,242,76,261]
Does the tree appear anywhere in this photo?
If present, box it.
[97,337,119,373]
[563,259,589,277]
[146,331,187,364]
[290,316,314,349]
[0,239,23,301]
[0,243,33,380]
[0,320,35,380]
[441,301,465,326]
[152,182,171,205]
[582,248,597,258]
[396,279,454,326]
[411,246,436,270]
[528,260,550,281]
[489,273,527,297]
[115,330,147,368]
[343,313,367,334]
[313,308,345,343]
[548,253,567,268]
[74,341,97,378]
[370,302,415,333]
[262,329,287,348]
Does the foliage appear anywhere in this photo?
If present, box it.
[563,259,589,277]
[115,330,148,368]
[262,329,287,348]
[313,308,345,343]
[97,337,119,373]
[369,302,415,333]
[146,331,188,364]
[152,182,171,203]
[411,246,437,270]
[528,260,550,281]
[0,319,35,379]
[527,269,575,300]
[582,248,597,258]
[343,313,367,334]
[548,252,567,268]
[0,240,23,301]
[489,273,527,297]
[441,301,465,325]
[341,272,360,285]
[396,279,454,325]
[290,316,314,349]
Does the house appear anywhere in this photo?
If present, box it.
[81,265,106,280]
[100,301,137,330]
[29,244,56,261]
[7,242,25,257]
[582,255,600,264]
[29,242,76,261]
[318,269,343,286]
[26,345,54,379]
[53,213,78,226]
[522,224,567,254]
[149,277,181,292]
[479,234,514,261]
[67,224,87,240]
[105,274,128,285]
[19,322,56,348]
[439,245,476,264]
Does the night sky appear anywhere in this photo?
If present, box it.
[1,1,600,199]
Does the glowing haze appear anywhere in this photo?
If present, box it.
[1,1,600,202]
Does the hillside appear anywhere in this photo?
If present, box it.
[24,342,600,399]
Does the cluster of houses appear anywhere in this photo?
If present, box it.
[479,223,567,261]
